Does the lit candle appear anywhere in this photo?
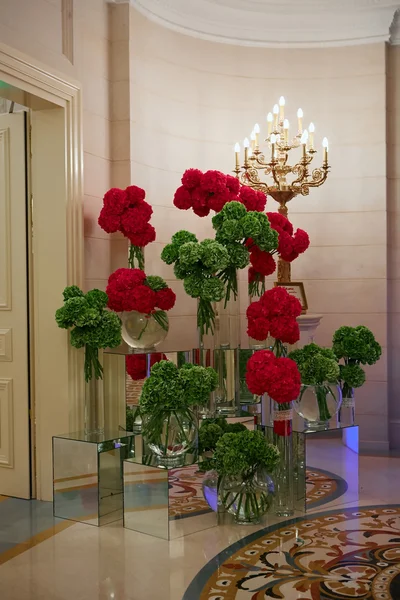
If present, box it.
[297,108,303,134]
[284,119,289,144]
[279,96,285,121]
[308,122,315,150]
[270,133,276,160]
[250,130,256,150]
[267,112,273,135]
[254,123,260,147]
[273,104,279,129]
[322,137,329,164]
[244,137,250,165]
[234,142,240,169]
[301,129,309,158]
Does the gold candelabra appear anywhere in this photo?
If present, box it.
[233,97,330,282]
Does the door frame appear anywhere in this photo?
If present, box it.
[0,42,83,500]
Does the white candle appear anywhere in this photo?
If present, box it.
[244,137,249,165]
[273,104,279,129]
[267,112,273,135]
[284,119,289,144]
[254,123,260,147]
[297,108,303,134]
[279,96,285,121]
[308,122,315,150]
[322,137,329,164]
[270,133,276,160]
[234,142,240,169]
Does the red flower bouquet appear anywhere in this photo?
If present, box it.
[106,269,176,334]
[247,212,310,297]
[98,185,156,269]
[126,353,167,381]
[247,286,302,347]
[246,349,301,436]
[173,169,267,216]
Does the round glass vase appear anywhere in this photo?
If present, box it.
[141,408,197,468]
[294,384,342,431]
[218,470,275,525]
[121,311,168,350]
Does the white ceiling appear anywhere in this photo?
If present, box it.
[128,0,400,47]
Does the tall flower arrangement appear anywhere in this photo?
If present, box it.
[98,185,156,270]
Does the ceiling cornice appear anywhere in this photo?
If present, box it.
[127,0,400,48]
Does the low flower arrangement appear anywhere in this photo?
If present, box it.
[98,185,156,269]
[289,343,341,427]
[55,286,121,381]
[248,212,310,297]
[139,361,218,464]
[106,268,176,335]
[332,326,382,401]
[173,168,266,216]
[213,429,280,524]
[212,201,278,305]
[161,230,229,336]
[198,419,247,471]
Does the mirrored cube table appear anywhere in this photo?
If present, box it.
[123,452,217,540]
[53,429,135,526]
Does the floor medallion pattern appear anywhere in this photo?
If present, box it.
[183,505,400,600]
[168,465,347,520]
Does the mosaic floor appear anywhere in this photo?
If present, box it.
[184,505,400,600]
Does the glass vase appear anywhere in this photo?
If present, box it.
[84,374,104,435]
[294,384,342,431]
[218,470,275,525]
[338,387,355,427]
[141,408,197,468]
[271,400,294,517]
[214,289,241,416]
[121,310,168,350]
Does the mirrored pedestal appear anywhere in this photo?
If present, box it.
[123,452,217,540]
[53,429,135,526]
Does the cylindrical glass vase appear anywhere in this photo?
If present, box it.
[142,408,197,468]
[84,375,104,435]
[121,311,168,350]
[294,384,342,431]
[271,400,294,517]
[338,387,355,427]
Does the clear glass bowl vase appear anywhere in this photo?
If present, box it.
[294,383,342,431]
[121,310,168,350]
[142,408,197,467]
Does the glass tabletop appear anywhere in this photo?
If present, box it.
[54,429,136,444]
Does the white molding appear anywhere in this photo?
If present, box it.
[390,8,400,44]
[0,127,11,311]
[0,379,14,468]
[0,328,12,362]
[129,0,399,48]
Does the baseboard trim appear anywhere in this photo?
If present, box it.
[359,440,391,455]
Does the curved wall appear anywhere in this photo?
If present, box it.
[126,10,388,450]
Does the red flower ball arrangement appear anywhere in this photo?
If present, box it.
[247,212,310,296]
[106,268,176,332]
[247,286,302,346]
[98,185,156,269]
[126,353,167,381]
[173,168,267,216]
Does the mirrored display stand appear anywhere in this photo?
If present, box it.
[259,418,360,514]
[53,429,136,526]
[123,437,217,540]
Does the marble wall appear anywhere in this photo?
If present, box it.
[123,9,388,451]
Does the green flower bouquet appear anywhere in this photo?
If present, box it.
[198,418,247,471]
[139,360,218,466]
[161,230,229,338]
[55,286,122,381]
[332,325,382,412]
[289,343,341,429]
[213,429,280,524]
[212,202,278,306]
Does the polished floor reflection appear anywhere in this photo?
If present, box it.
[0,449,399,600]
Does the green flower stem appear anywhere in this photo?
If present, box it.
[218,266,238,307]
[152,310,169,331]
[341,381,353,399]
[128,245,145,270]
[316,385,332,422]
[197,298,216,338]
[248,275,266,298]
[84,345,103,382]
[164,412,171,454]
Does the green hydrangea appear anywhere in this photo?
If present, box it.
[225,243,250,269]
[161,243,179,265]
[63,285,84,301]
[242,213,262,238]
[199,422,225,453]
[340,364,366,388]
[146,275,167,291]
[179,363,218,406]
[85,289,108,310]
[214,430,280,478]
[289,343,340,385]
[255,227,279,253]
[171,230,198,247]
[218,201,247,222]
[332,326,382,365]
[183,274,203,298]
[200,239,229,272]
[55,296,87,329]
[219,219,244,243]
[201,277,225,302]
[179,242,202,267]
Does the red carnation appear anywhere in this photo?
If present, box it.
[225,175,240,195]
[267,212,294,236]
[126,353,167,380]
[246,300,265,320]
[266,357,301,404]
[259,287,302,319]
[103,188,129,215]
[293,228,310,254]
[192,187,210,216]
[247,318,270,341]
[120,204,152,234]
[127,285,157,314]
[269,317,300,345]
[182,168,203,190]
[174,186,192,210]
[208,190,231,213]
[155,287,176,311]
[250,247,276,276]
[239,186,266,212]
[125,185,146,206]
[98,207,121,233]
[193,205,210,217]
[126,223,156,247]
[201,170,227,194]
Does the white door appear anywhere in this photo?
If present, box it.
[0,111,31,499]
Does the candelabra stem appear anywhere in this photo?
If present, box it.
[277,258,291,283]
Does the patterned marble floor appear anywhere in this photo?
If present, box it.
[0,451,399,600]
